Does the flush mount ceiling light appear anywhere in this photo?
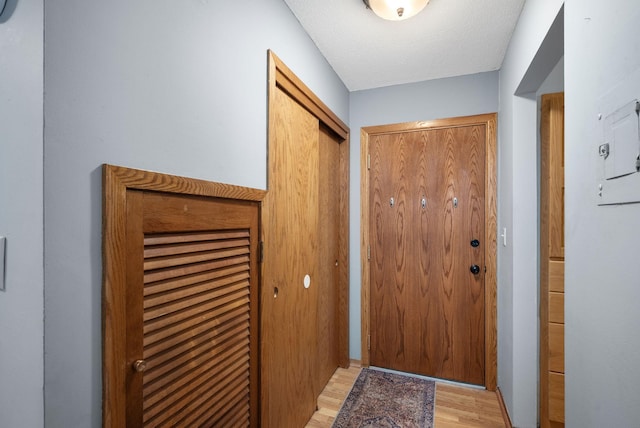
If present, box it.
[363,0,430,21]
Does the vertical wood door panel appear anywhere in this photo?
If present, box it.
[370,125,485,385]
[370,131,421,371]
[452,125,485,384]
[548,93,565,260]
[548,323,564,373]
[316,125,341,395]
[549,292,564,324]
[126,191,145,425]
[549,373,565,423]
[549,261,565,293]
[262,86,320,427]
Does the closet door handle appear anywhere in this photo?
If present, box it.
[132,359,147,373]
[470,265,480,275]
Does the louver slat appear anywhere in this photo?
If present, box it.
[142,229,252,427]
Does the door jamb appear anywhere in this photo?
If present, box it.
[360,113,498,390]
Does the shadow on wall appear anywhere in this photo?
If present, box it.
[0,0,17,23]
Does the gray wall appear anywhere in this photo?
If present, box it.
[43,0,348,425]
[537,56,564,97]
[565,0,640,426]
[498,1,564,426]
[348,72,499,359]
[0,0,44,426]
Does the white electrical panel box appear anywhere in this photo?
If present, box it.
[602,101,639,179]
[597,67,640,205]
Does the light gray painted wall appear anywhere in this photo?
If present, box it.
[43,0,348,425]
[0,0,44,426]
[565,1,640,426]
[537,56,564,97]
[348,72,499,359]
[498,1,564,426]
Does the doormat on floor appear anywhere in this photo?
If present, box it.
[332,368,435,428]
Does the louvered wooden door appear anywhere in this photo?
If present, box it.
[125,190,260,427]
[369,125,486,385]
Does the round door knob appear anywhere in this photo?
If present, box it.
[132,359,147,373]
[470,265,481,275]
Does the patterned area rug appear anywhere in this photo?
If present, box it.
[332,368,435,428]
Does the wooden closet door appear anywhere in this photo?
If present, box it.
[369,131,424,372]
[262,51,350,427]
[316,124,342,395]
[262,86,320,427]
[540,92,565,428]
[125,191,260,427]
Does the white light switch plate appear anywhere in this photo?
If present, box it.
[0,237,5,291]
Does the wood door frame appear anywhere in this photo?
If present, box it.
[360,113,498,390]
[540,92,565,427]
[266,50,350,367]
[102,164,265,427]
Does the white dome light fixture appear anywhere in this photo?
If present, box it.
[363,0,430,21]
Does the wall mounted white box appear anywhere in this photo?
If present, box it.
[597,67,640,205]
[603,101,639,179]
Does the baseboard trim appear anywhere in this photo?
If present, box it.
[496,387,513,428]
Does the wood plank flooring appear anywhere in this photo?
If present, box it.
[305,363,362,427]
[305,363,507,428]
[434,383,507,427]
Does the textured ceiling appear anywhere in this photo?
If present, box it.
[283,0,526,91]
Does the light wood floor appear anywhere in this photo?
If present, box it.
[305,363,507,428]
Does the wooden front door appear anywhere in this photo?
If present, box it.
[368,121,489,386]
[540,92,565,427]
[261,52,350,427]
[103,165,264,427]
